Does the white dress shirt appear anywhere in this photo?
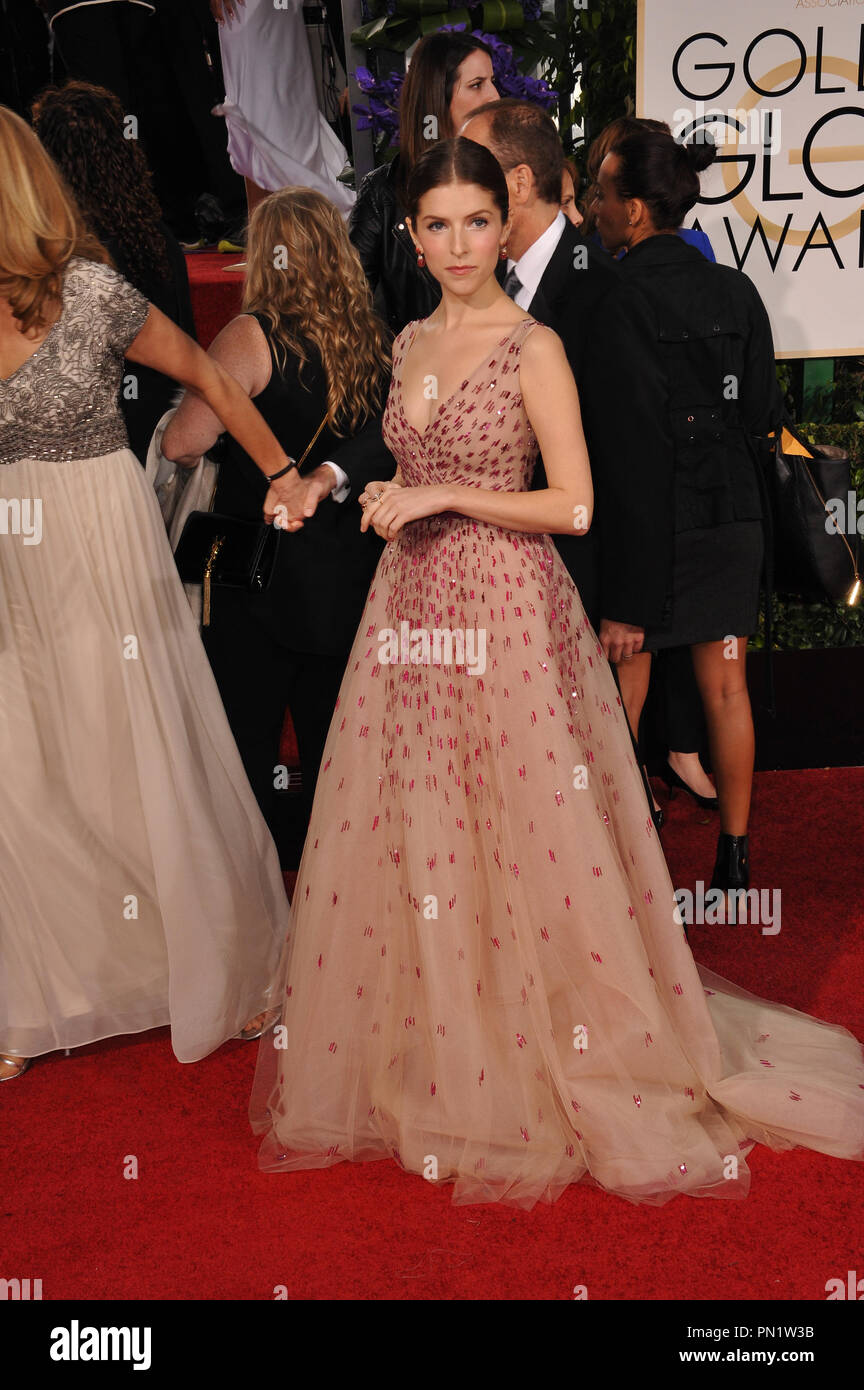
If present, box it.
[506,209,567,311]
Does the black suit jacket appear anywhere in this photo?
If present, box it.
[525,221,679,629]
[523,221,619,625]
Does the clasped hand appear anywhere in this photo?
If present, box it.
[358,481,449,540]
[264,465,334,532]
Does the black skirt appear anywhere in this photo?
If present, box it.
[645,520,764,650]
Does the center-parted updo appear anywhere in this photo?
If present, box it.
[406,136,510,227]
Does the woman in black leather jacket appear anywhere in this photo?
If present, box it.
[349,31,497,332]
[593,126,783,894]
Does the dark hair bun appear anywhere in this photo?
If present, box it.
[684,134,717,174]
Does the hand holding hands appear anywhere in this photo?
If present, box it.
[264,465,334,532]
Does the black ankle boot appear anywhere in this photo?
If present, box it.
[710,833,749,891]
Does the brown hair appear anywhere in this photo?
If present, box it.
[243,187,391,436]
[463,97,563,206]
[32,80,170,289]
[0,103,109,336]
[397,32,493,198]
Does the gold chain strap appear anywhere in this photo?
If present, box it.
[294,412,329,471]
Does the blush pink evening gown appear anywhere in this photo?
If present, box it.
[249,318,864,1208]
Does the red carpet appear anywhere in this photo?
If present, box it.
[185,251,245,350]
[2,769,862,1301]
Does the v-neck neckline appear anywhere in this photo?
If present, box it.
[397,318,534,440]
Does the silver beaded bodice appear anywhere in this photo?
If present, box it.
[0,258,150,466]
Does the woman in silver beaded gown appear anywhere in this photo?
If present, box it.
[249,138,864,1208]
[0,107,306,1076]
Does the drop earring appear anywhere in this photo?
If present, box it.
[499,244,508,260]
[416,248,426,268]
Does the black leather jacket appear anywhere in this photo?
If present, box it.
[349,158,442,332]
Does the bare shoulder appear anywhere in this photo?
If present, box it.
[519,320,567,369]
[208,312,272,394]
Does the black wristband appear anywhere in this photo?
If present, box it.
[266,458,298,482]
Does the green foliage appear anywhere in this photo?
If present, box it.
[799,359,864,425]
[751,596,864,651]
[565,0,637,160]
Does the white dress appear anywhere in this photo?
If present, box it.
[215,0,355,213]
[0,258,288,1063]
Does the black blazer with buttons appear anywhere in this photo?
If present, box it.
[616,234,782,535]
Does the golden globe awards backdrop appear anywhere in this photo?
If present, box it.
[637,1,864,357]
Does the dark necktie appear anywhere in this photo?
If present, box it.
[502,267,523,301]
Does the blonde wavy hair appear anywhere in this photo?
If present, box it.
[243,188,391,436]
[0,104,109,336]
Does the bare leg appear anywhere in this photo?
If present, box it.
[244,175,270,220]
[690,637,754,835]
[616,650,657,809]
[617,650,652,745]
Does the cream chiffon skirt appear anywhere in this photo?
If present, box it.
[0,449,287,1062]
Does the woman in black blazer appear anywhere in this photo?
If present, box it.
[350,31,498,333]
[162,188,390,865]
[593,127,783,891]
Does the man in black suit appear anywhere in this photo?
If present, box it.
[461,99,671,666]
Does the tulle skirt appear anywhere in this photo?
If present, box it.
[0,448,288,1062]
[249,518,864,1207]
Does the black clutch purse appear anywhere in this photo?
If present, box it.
[174,512,280,625]
[173,411,329,625]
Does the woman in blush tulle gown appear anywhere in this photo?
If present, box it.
[249,137,864,1208]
